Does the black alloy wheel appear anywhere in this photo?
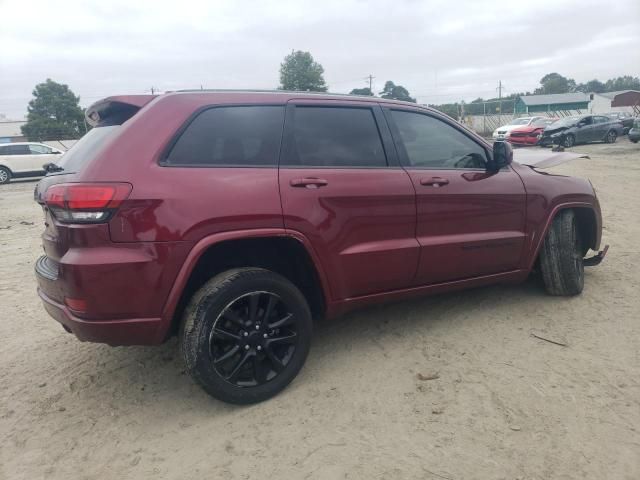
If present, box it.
[210,291,299,387]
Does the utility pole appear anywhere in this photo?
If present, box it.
[365,74,375,94]
[150,86,156,95]
[497,80,504,116]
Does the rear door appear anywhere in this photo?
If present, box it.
[278,101,419,300]
[384,107,527,286]
[4,145,33,172]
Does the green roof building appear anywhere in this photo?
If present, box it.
[514,93,590,114]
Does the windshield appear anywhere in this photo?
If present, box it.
[55,126,120,173]
[532,118,557,127]
[511,118,531,125]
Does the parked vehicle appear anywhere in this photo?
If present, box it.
[34,91,607,404]
[506,117,558,146]
[606,111,634,134]
[492,116,544,140]
[0,142,63,184]
[629,118,640,143]
[538,115,624,147]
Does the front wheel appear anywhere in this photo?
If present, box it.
[563,134,575,148]
[605,130,617,143]
[180,268,312,404]
[539,210,584,296]
[0,167,11,185]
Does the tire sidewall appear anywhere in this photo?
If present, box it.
[181,269,312,404]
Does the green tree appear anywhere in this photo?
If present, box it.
[604,76,640,91]
[534,73,576,95]
[379,81,416,102]
[349,87,373,96]
[576,79,606,93]
[21,79,86,141]
[279,50,327,92]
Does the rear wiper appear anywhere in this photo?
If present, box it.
[43,162,64,173]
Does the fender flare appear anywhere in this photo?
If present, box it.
[156,228,331,341]
[527,201,600,270]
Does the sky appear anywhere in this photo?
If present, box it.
[0,0,639,119]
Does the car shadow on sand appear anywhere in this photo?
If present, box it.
[45,273,574,416]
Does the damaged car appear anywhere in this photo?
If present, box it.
[538,114,624,148]
[34,91,608,404]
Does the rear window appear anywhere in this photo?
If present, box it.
[56,126,120,173]
[283,107,387,167]
[164,106,285,167]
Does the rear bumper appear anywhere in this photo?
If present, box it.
[38,288,164,346]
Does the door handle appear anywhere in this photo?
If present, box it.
[420,177,449,187]
[290,177,328,188]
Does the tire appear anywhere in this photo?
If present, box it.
[0,167,11,185]
[539,210,584,296]
[605,130,617,144]
[562,134,575,148]
[632,139,639,144]
[180,268,312,404]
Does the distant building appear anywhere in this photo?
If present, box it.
[0,116,27,143]
[514,91,640,116]
[598,90,640,115]
[514,93,591,115]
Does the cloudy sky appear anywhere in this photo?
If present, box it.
[0,0,638,118]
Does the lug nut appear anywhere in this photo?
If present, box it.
[243,332,249,337]
[263,333,268,338]
[244,345,250,350]
[257,346,262,351]
[255,324,260,330]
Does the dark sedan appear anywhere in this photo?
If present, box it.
[539,115,625,148]
[607,112,634,134]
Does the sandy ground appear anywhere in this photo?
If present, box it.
[1,141,639,480]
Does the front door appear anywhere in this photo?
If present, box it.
[575,116,596,143]
[278,102,419,300]
[383,107,527,286]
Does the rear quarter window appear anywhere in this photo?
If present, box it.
[56,126,120,173]
[163,106,285,167]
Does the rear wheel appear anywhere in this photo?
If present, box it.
[0,167,11,184]
[605,130,617,143]
[180,268,312,404]
[563,134,575,148]
[539,210,584,296]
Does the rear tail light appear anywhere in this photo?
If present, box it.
[44,183,132,223]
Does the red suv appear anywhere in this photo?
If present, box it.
[35,91,607,404]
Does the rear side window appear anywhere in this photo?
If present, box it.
[391,110,487,169]
[284,107,387,167]
[164,106,285,167]
[5,145,30,155]
[56,126,120,173]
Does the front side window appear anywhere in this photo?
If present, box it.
[391,110,487,169]
[165,106,285,166]
[284,107,387,167]
[29,144,52,154]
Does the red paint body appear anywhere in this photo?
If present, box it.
[507,126,546,146]
[34,92,602,346]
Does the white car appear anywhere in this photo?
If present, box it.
[492,117,545,140]
[0,142,63,184]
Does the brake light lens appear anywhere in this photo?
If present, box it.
[44,183,132,223]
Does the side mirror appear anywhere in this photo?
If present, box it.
[489,141,513,172]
